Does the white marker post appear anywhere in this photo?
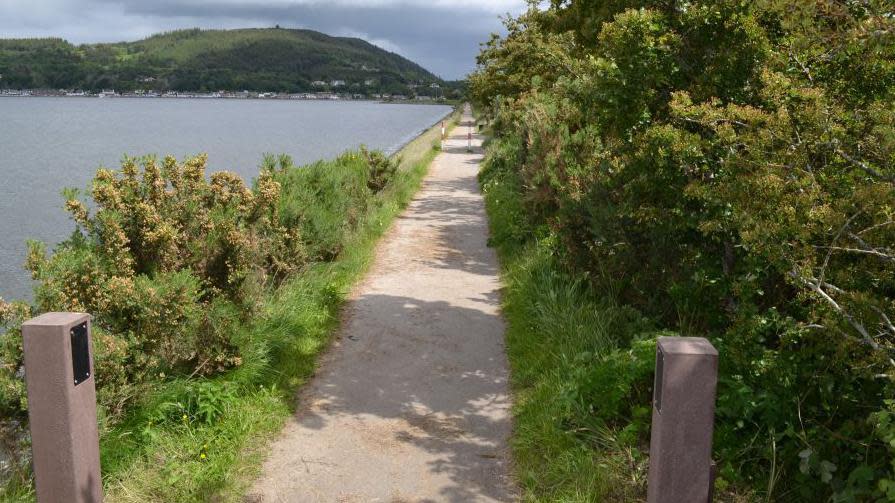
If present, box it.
[441,121,445,151]
[467,128,472,153]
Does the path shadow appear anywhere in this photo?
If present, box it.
[393,168,498,279]
[256,122,512,502]
[439,144,484,155]
[291,293,514,503]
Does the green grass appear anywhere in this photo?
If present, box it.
[0,111,460,503]
[479,141,651,502]
[480,135,758,503]
[498,250,646,502]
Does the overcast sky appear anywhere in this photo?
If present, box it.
[0,0,530,79]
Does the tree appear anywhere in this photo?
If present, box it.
[471,1,895,498]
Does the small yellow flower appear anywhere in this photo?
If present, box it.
[182,414,188,420]
[200,453,206,460]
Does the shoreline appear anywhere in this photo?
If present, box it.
[0,93,452,104]
[387,107,456,158]
[0,101,454,303]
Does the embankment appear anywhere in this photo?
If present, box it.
[0,107,459,501]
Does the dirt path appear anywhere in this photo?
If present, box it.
[248,108,516,502]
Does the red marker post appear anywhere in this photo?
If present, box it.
[467,129,472,152]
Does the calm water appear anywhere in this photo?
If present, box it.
[0,97,450,301]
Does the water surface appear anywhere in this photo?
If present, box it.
[0,97,450,301]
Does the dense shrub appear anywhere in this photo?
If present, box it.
[473,1,895,499]
[479,138,661,500]
[269,148,396,261]
[13,154,301,414]
[0,146,400,490]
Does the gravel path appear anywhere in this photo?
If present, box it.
[248,108,516,503]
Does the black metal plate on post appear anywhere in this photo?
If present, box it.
[654,345,664,413]
[70,322,91,386]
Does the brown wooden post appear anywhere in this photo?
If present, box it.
[647,336,718,503]
[23,312,102,503]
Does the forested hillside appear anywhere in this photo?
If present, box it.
[472,1,895,500]
[0,28,442,94]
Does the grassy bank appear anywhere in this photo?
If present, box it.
[479,140,648,502]
[102,111,459,501]
[480,136,755,502]
[1,110,458,502]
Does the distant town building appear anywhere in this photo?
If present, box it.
[330,80,346,87]
[311,81,327,87]
[364,79,377,86]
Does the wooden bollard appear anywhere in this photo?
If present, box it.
[23,312,102,502]
[647,336,718,503]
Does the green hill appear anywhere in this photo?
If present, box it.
[0,28,443,94]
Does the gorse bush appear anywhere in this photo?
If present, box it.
[473,1,895,500]
[0,146,401,491]
[19,154,300,415]
[361,146,399,193]
[269,148,397,261]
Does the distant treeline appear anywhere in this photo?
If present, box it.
[0,28,465,97]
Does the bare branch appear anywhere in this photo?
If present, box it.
[819,213,860,285]
[680,117,750,129]
[847,232,895,259]
[871,305,895,338]
[794,271,870,339]
[815,245,895,263]
[789,46,814,83]
[790,271,895,367]
[834,147,895,183]
[856,220,895,236]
